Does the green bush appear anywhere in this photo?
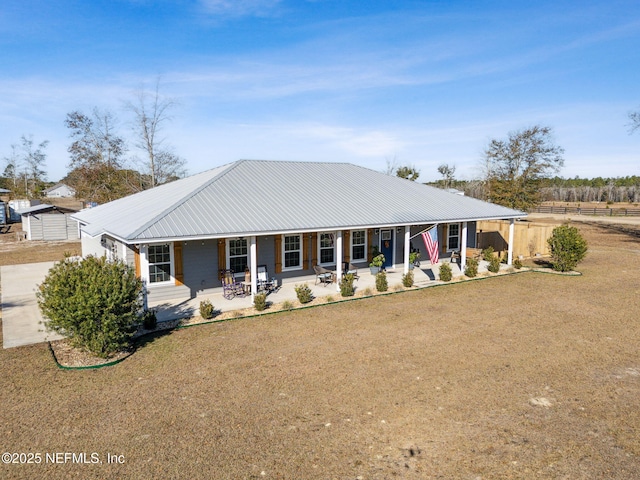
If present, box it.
[281,300,294,311]
[375,271,388,292]
[142,309,157,330]
[547,224,588,272]
[402,271,414,287]
[294,283,313,304]
[464,258,478,278]
[340,273,355,297]
[482,246,495,262]
[37,255,143,358]
[253,293,268,311]
[488,255,501,273]
[199,299,215,319]
[513,257,523,269]
[439,262,453,282]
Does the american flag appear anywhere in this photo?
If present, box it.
[421,227,439,265]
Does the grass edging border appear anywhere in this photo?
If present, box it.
[48,266,581,370]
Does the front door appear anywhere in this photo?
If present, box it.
[380,229,394,268]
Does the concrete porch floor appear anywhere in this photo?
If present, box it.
[150,258,502,323]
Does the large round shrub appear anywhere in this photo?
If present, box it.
[37,255,143,357]
[547,224,588,272]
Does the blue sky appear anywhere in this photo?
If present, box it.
[1,0,639,183]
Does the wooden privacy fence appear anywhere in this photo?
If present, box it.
[476,220,558,259]
[533,205,640,216]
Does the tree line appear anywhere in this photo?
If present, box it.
[1,80,186,204]
[405,106,640,210]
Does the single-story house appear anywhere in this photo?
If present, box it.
[72,160,526,302]
[44,183,76,198]
[19,204,79,241]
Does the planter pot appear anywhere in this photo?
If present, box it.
[369,266,380,275]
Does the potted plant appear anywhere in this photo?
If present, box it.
[409,251,420,269]
[369,253,385,275]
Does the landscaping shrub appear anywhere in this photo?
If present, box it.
[294,284,313,304]
[199,299,215,319]
[142,309,157,330]
[547,224,588,272]
[482,246,495,262]
[37,255,143,358]
[488,255,501,273]
[363,287,373,296]
[253,293,267,311]
[513,257,523,269]
[464,258,478,278]
[375,271,388,292]
[281,300,294,311]
[402,271,414,287]
[439,263,453,282]
[340,273,355,297]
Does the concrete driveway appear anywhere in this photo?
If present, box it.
[1,262,63,348]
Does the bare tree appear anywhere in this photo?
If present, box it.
[3,144,21,193]
[629,108,640,134]
[65,108,137,203]
[14,135,48,197]
[437,163,456,189]
[126,79,186,187]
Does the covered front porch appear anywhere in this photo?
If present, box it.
[149,254,507,323]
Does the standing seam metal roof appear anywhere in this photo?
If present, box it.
[72,160,526,242]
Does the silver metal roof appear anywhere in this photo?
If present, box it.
[72,160,526,243]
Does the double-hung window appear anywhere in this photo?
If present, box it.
[283,234,302,270]
[447,223,460,251]
[319,232,335,265]
[351,230,366,261]
[148,244,172,284]
[228,238,248,274]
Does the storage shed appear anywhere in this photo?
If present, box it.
[19,204,79,241]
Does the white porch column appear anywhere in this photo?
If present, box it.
[507,219,515,265]
[460,222,468,271]
[335,231,343,292]
[404,226,411,274]
[250,236,257,302]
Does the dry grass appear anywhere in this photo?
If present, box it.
[1,220,640,479]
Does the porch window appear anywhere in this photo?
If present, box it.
[447,223,460,251]
[319,232,335,265]
[283,234,302,270]
[351,230,367,261]
[148,244,172,283]
[228,238,248,274]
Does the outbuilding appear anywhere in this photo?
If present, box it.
[19,204,79,241]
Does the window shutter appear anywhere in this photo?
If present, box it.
[274,235,282,273]
[173,242,184,286]
[302,234,309,270]
[311,232,318,267]
[343,230,350,263]
[442,225,447,252]
[367,229,374,262]
[217,239,226,280]
[133,246,141,278]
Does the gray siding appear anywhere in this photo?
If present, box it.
[25,213,79,241]
[182,239,218,295]
[42,215,68,240]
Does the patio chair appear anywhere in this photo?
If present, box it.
[220,269,245,299]
[342,262,359,281]
[314,265,335,286]
[256,265,277,293]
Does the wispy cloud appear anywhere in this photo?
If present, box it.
[198,0,283,17]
